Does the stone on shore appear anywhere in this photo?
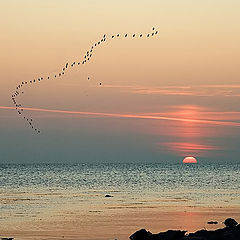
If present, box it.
[129,218,240,240]
[223,218,238,227]
[130,229,186,240]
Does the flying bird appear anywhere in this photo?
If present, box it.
[13,27,156,134]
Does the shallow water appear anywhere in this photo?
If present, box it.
[0,163,239,212]
[0,163,239,239]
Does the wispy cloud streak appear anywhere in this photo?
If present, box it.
[1,106,240,127]
[157,142,220,156]
[102,84,240,97]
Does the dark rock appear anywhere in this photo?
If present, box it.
[223,218,238,227]
[207,221,218,224]
[130,229,152,240]
[187,229,212,239]
[105,194,113,198]
[184,224,240,240]
[130,218,240,240]
[130,229,186,240]
[153,230,187,240]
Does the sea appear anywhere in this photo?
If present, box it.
[0,163,239,213]
[0,163,239,239]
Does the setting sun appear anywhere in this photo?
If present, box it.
[183,156,198,163]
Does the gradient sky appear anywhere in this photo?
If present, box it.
[1,0,240,163]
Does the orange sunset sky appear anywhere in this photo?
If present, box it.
[0,0,240,163]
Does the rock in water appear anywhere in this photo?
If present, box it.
[224,218,238,227]
[208,221,218,224]
[154,230,187,240]
[130,229,186,240]
[130,223,240,239]
[105,194,113,198]
[129,229,152,240]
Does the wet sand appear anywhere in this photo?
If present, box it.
[1,205,240,240]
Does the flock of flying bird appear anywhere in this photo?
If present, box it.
[11,27,159,134]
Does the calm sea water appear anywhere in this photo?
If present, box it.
[0,163,239,222]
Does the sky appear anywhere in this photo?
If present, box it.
[0,0,240,164]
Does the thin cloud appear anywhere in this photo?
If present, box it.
[157,142,220,156]
[101,84,240,97]
[1,105,240,127]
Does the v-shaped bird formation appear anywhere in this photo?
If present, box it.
[11,27,159,134]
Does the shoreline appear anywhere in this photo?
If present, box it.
[1,206,240,240]
[130,218,239,240]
